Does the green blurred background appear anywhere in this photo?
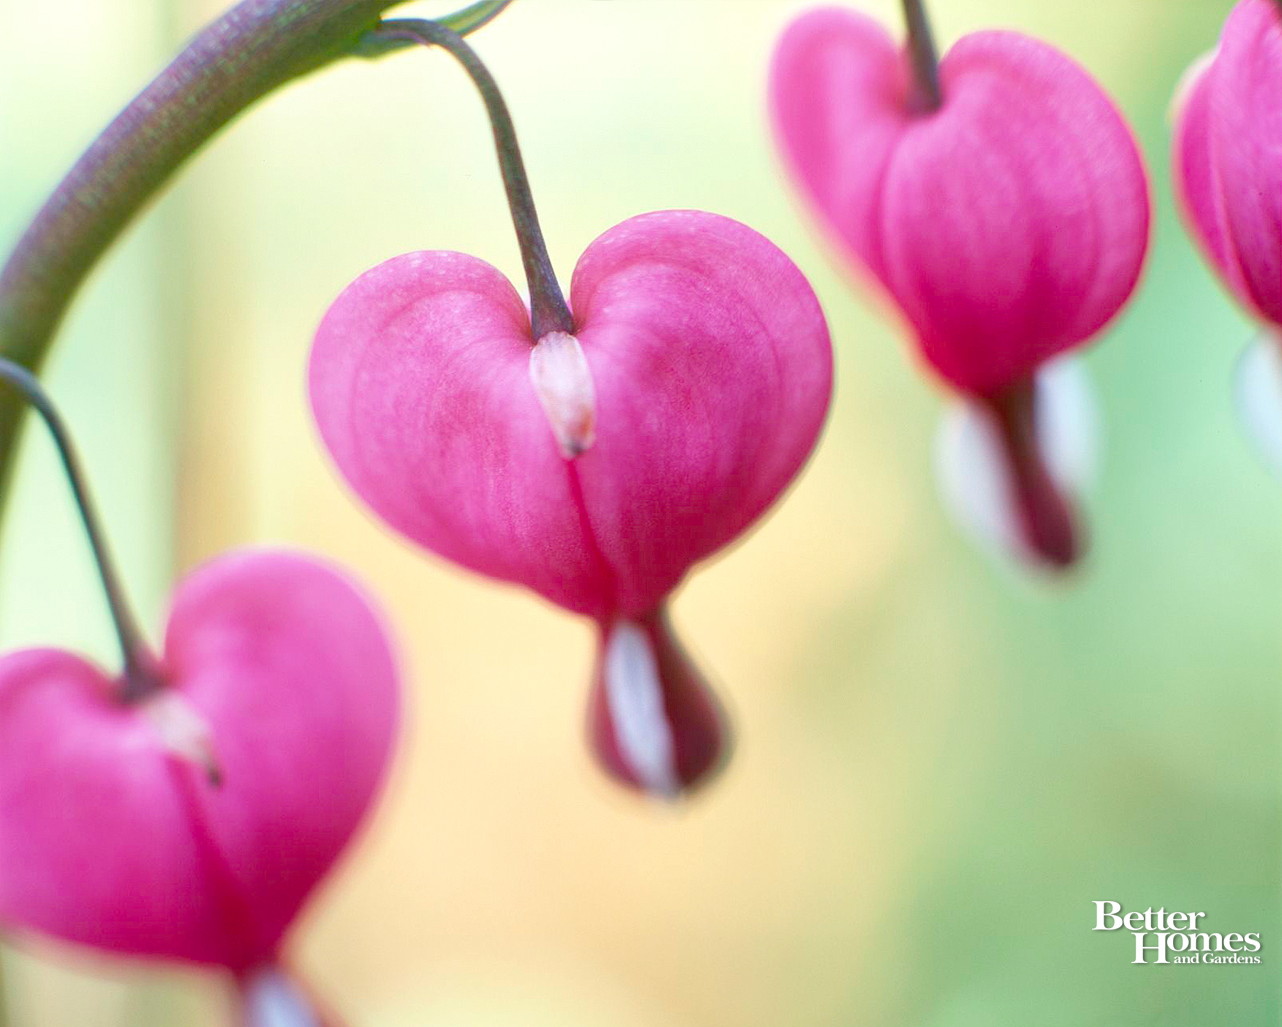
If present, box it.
[0,0,1277,1023]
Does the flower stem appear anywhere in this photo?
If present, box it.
[366,17,575,339]
[0,0,512,534]
[0,359,160,698]
[901,0,942,113]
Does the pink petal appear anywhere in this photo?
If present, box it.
[1204,0,1282,325]
[1171,50,1244,301]
[770,14,1150,395]
[768,7,909,287]
[569,211,832,614]
[310,212,832,618]
[309,251,609,616]
[0,649,233,964]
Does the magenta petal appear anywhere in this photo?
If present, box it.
[570,211,832,614]
[310,251,606,615]
[1171,50,1243,303]
[0,550,399,970]
[0,649,232,963]
[310,212,831,618]
[768,7,909,287]
[1204,1,1282,325]
[771,12,1150,395]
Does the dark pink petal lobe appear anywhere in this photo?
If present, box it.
[1171,50,1244,299]
[1207,0,1282,325]
[311,214,831,619]
[0,551,399,970]
[570,211,832,615]
[879,31,1149,394]
[309,251,608,616]
[768,6,909,286]
[0,650,233,964]
[770,15,1149,395]
[164,550,399,969]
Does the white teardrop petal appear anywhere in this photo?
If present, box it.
[141,691,223,786]
[603,620,679,799]
[241,970,321,1027]
[1036,354,1099,494]
[529,331,596,459]
[1234,331,1282,479]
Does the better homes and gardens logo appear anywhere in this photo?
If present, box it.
[1094,902,1262,964]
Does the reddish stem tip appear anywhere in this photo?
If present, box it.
[984,380,1082,570]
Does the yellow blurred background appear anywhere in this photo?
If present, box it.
[0,1,1277,1024]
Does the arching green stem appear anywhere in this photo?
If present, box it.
[0,0,512,528]
[0,359,159,699]
[366,18,575,339]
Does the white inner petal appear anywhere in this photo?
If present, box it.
[241,969,321,1027]
[603,620,679,798]
[529,331,596,458]
[141,691,223,785]
[1235,330,1282,480]
[935,355,1098,565]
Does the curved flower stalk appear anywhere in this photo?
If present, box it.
[309,20,833,797]
[769,1,1150,570]
[1172,0,1282,475]
[0,360,400,1026]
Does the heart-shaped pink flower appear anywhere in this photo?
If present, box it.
[1173,0,1282,327]
[769,6,1150,397]
[309,209,831,794]
[769,5,1149,568]
[0,550,399,975]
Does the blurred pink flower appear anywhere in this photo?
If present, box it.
[0,551,399,986]
[1173,0,1282,326]
[769,6,1150,568]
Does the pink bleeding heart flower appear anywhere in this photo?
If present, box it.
[769,3,1150,568]
[1172,0,1282,327]
[1171,1,1282,478]
[0,358,399,1026]
[311,211,828,797]
[309,19,831,798]
[0,550,399,1021]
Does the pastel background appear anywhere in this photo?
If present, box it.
[0,0,1277,1024]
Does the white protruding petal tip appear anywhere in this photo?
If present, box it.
[1235,331,1282,480]
[241,969,321,1027]
[142,691,224,786]
[935,355,1098,567]
[603,620,680,800]
[530,331,596,460]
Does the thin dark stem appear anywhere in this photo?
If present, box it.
[901,0,942,112]
[0,358,159,699]
[368,18,575,339]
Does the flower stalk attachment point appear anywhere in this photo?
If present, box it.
[365,17,574,340]
[901,0,943,112]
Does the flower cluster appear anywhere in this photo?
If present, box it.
[0,1,1274,1024]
